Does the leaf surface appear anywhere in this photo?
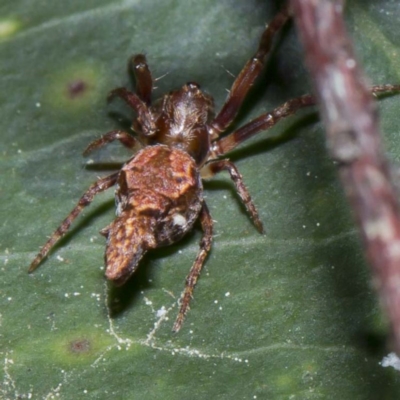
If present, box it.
[1,0,400,398]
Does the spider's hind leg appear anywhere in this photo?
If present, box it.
[29,172,119,273]
[173,203,213,332]
[202,159,264,233]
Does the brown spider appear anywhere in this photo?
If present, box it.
[28,6,399,332]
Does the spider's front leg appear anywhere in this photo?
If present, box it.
[108,87,156,136]
[209,4,291,139]
[29,172,119,272]
[83,130,139,156]
[129,54,153,106]
[173,203,213,332]
[212,84,400,156]
[213,94,315,155]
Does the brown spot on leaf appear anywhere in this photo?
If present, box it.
[69,338,91,354]
[67,79,87,99]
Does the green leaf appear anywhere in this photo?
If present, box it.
[1,0,400,398]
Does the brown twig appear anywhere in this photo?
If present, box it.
[291,0,400,352]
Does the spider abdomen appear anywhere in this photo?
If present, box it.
[104,144,203,285]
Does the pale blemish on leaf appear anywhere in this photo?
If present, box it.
[0,18,21,40]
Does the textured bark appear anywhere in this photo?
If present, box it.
[291,0,400,352]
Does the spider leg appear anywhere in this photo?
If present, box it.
[212,84,400,155]
[28,172,119,273]
[213,94,315,155]
[203,159,264,233]
[370,84,400,97]
[209,4,290,139]
[173,202,213,332]
[108,87,156,135]
[129,54,153,106]
[83,130,139,156]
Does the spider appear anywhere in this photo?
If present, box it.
[28,5,399,332]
